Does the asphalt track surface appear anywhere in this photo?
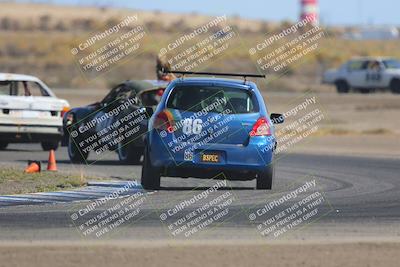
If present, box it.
[0,144,399,241]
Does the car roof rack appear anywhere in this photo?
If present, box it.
[164,70,266,83]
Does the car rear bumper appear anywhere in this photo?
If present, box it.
[0,124,63,142]
[148,130,275,172]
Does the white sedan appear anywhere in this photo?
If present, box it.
[322,57,400,94]
[0,73,69,150]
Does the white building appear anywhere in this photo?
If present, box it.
[343,27,399,40]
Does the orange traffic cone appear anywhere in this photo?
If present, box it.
[47,149,57,171]
[25,160,41,173]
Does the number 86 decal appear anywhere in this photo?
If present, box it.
[182,118,203,135]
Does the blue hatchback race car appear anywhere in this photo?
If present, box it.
[141,72,284,190]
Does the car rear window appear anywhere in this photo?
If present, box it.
[383,59,400,69]
[0,81,49,96]
[347,60,366,71]
[166,85,259,114]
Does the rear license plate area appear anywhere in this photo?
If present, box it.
[201,152,220,163]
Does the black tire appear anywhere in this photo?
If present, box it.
[256,163,274,190]
[68,136,89,163]
[141,147,161,190]
[335,80,350,94]
[117,142,142,164]
[0,142,8,150]
[390,79,400,94]
[41,141,59,151]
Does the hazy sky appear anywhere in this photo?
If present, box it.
[20,0,400,26]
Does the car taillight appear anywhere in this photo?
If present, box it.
[61,106,70,118]
[250,117,272,136]
[153,111,174,132]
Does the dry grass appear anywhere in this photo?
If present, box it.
[313,128,394,136]
[0,3,399,90]
[0,167,91,195]
[361,128,393,135]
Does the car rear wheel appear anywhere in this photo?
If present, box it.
[117,142,142,164]
[256,163,274,190]
[0,142,8,150]
[68,136,89,163]
[141,147,161,190]
[41,141,59,151]
[390,79,400,94]
[335,80,350,94]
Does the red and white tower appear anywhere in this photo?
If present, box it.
[300,0,319,26]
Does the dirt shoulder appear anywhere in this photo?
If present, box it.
[0,240,399,267]
[290,134,400,159]
[0,167,95,195]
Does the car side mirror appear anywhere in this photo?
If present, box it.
[270,113,284,124]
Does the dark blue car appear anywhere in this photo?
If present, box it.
[63,80,168,164]
[141,75,283,190]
